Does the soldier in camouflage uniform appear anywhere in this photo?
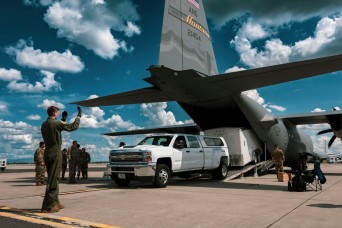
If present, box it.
[80,148,91,179]
[34,142,46,186]
[61,148,68,180]
[40,106,81,213]
[271,145,285,176]
[68,141,80,183]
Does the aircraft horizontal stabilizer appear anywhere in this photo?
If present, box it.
[279,110,342,125]
[103,123,201,136]
[72,86,172,107]
[204,54,342,92]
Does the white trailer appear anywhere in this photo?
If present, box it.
[204,128,263,167]
[0,158,7,172]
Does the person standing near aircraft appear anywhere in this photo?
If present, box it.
[61,148,68,180]
[34,141,46,186]
[40,106,81,213]
[272,145,285,176]
[69,141,80,183]
[80,148,91,179]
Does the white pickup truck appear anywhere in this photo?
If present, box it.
[108,134,229,188]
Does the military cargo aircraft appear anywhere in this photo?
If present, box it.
[74,0,342,169]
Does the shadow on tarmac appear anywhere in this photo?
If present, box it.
[307,203,342,208]
[84,177,289,191]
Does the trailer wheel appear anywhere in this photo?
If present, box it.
[212,163,228,180]
[154,164,170,188]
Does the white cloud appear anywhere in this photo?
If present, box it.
[230,15,342,68]
[7,71,61,93]
[101,114,139,131]
[38,99,65,109]
[6,39,84,73]
[43,0,140,59]
[27,115,41,120]
[23,0,53,7]
[312,108,326,112]
[204,0,342,28]
[298,124,342,154]
[124,21,141,37]
[0,68,22,81]
[269,104,286,112]
[0,103,8,113]
[0,119,42,159]
[140,102,184,127]
[225,66,246,73]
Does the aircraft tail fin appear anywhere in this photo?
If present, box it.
[158,0,218,76]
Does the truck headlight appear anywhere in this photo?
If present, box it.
[143,151,152,162]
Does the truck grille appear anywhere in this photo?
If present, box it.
[110,152,143,163]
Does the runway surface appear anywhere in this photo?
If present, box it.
[1,163,342,227]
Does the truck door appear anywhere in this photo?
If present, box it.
[185,136,204,170]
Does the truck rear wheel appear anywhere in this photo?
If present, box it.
[212,163,228,180]
[112,174,131,186]
[154,164,170,188]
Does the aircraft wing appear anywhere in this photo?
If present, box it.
[203,54,342,93]
[103,123,201,136]
[73,86,172,107]
[278,110,342,125]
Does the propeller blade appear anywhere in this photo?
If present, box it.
[328,135,337,148]
[317,129,333,135]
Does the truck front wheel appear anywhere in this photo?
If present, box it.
[154,164,170,188]
[212,163,228,180]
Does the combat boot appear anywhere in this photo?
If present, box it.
[41,205,59,213]
[57,203,65,209]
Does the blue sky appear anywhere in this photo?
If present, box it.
[1,0,342,162]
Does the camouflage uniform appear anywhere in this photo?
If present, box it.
[272,146,285,175]
[41,116,80,211]
[61,149,68,180]
[68,143,80,183]
[34,145,46,186]
[80,149,91,179]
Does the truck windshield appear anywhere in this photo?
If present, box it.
[138,136,173,146]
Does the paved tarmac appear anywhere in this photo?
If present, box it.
[0,163,341,228]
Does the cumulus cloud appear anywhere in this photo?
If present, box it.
[101,114,139,131]
[0,68,22,81]
[298,123,342,154]
[312,108,326,112]
[228,11,342,68]
[140,102,184,127]
[0,103,9,114]
[27,114,41,120]
[0,119,42,159]
[7,70,61,93]
[204,0,342,27]
[43,0,141,59]
[124,21,141,37]
[38,99,65,109]
[6,39,84,73]
[23,0,53,7]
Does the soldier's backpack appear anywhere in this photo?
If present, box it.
[291,175,306,192]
